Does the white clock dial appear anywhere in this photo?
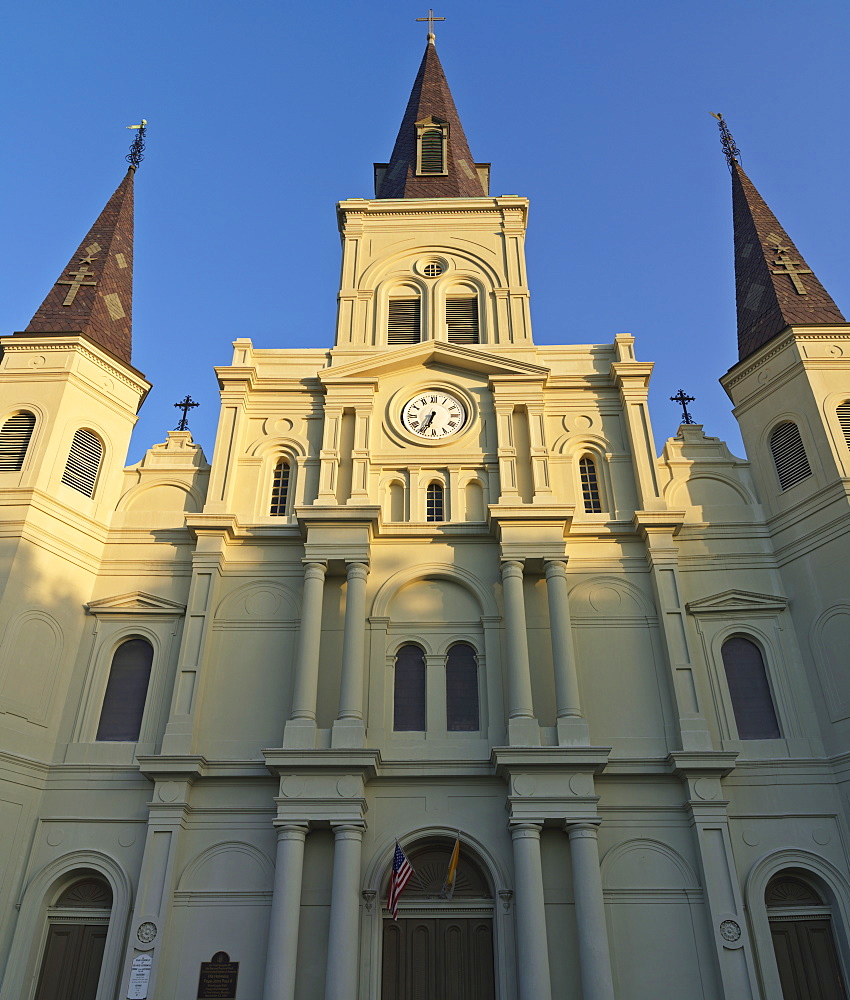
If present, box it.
[402,391,467,439]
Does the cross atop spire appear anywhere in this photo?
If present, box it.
[416,9,445,42]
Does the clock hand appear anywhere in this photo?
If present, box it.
[420,410,437,430]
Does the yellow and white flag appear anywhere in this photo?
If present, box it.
[441,833,461,899]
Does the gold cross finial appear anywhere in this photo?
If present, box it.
[416,9,445,40]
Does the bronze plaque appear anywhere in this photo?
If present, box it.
[197,952,239,999]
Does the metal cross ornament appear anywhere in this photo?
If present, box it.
[416,9,445,36]
[173,394,199,431]
[670,389,696,425]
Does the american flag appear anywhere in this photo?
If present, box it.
[387,841,413,920]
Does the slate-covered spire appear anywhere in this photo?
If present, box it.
[23,167,136,365]
[731,160,845,361]
[375,36,487,199]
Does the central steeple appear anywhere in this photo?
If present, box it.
[374,36,489,199]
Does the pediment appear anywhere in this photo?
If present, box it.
[686,589,787,615]
[321,342,550,384]
[86,591,186,616]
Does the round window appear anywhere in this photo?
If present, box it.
[423,262,443,278]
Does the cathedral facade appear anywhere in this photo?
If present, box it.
[1,34,849,1000]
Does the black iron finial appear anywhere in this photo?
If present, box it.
[126,120,147,169]
[710,112,740,171]
[670,389,696,425]
[173,394,199,431]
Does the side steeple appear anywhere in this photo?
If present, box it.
[374,35,488,199]
[714,115,845,361]
[22,165,136,365]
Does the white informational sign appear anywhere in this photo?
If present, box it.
[127,954,153,999]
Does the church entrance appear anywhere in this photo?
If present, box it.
[34,876,113,1000]
[380,839,496,1000]
[767,873,847,999]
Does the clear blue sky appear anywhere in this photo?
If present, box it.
[2,0,848,463]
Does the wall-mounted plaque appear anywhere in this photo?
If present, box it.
[127,954,152,999]
[197,952,239,999]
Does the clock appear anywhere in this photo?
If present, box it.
[402,390,467,439]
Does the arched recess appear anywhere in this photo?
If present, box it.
[214,581,300,623]
[117,480,203,514]
[567,575,655,620]
[0,609,64,726]
[746,849,850,999]
[667,474,754,510]
[382,477,407,523]
[811,604,850,722]
[601,838,700,891]
[177,841,274,894]
[2,851,133,1000]
[372,564,496,620]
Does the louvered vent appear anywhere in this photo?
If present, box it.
[388,299,421,345]
[769,422,812,491]
[0,412,35,472]
[446,298,479,344]
[420,129,444,174]
[61,428,102,497]
[837,402,850,449]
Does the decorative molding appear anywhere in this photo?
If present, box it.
[86,591,186,617]
[686,589,788,616]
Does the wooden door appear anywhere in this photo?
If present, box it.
[381,917,495,1000]
[34,924,108,1000]
[770,918,846,999]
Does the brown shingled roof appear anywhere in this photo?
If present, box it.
[376,38,486,199]
[23,167,135,364]
[732,161,844,361]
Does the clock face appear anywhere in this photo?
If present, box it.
[402,390,467,439]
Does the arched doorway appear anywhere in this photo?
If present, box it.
[34,874,113,1000]
[767,872,847,998]
[381,838,495,1000]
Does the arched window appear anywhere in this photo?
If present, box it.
[96,638,154,741]
[446,297,479,344]
[270,459,290,515]
[720,636,780,739]
[0,411,35,472]
[766,874,846,997]
[426,482,445,522]
[419,128,445,174]
[388,297,421,345]
[837,401,850,450]
[61,428,103,498]
[769,422,812,491]
[579,455,604,513]
[446,643,479,732]
[393,644,426,731]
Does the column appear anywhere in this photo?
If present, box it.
[333,562,369,748]
[510,823,552,1000]
[566,822,615,1000]
[284,561,327,747]
[324,823,365,1000]
[263,824,309,1000]
[500,560,538,745]
[543,559,588,745]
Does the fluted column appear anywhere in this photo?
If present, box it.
[263,823,309,1000]
[285,560,327,747]
[544,559,589,745]
[500,560,538,744]
[324,823,365,1000]
[566,821,615,1000]
[333,562,369,747]
[510,823,552,1000]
